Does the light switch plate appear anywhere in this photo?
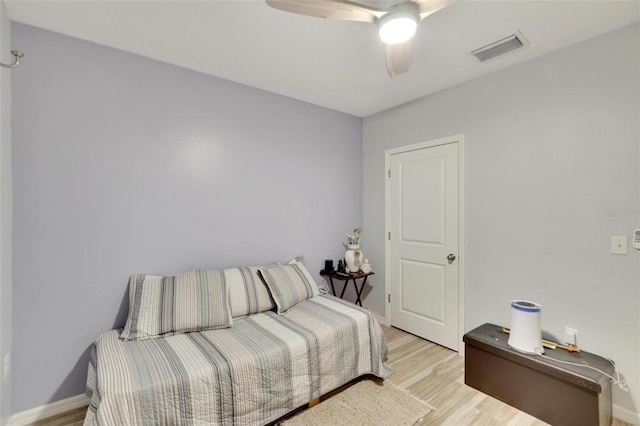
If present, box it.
[611,236,628,255]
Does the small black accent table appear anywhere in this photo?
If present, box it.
[320,270,374,307]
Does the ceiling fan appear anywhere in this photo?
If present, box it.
[265,0,455,78]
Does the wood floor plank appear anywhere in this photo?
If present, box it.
[386,333,416,350]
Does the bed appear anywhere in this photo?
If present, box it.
[84,263,392,426]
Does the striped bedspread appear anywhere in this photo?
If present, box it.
[84,295,393,425]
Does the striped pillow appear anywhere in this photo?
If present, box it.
[120,269,232,341]
[225,266,275,318]
[258,262,320,314]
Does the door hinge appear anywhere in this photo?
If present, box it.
[388,169,391,178]
[388,294,391,303]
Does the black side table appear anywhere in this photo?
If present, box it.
[320,270,374,307]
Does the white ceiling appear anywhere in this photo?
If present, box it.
[5,0,640,117]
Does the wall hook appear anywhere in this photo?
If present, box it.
[0,50,24,69]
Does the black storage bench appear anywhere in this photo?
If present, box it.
[464,323,613,426]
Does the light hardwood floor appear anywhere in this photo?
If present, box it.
[27,324,630,426]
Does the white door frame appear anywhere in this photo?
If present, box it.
[384,134,465,354]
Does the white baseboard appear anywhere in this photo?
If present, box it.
[613,404,640,425]
[373,313,388,326]
[10,393,89,426]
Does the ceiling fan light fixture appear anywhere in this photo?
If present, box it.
[378,11,418,44]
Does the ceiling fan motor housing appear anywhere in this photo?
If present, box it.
[377,2,420,45]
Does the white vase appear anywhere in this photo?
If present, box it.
[345,244,363,273]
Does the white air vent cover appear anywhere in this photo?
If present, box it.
[471,31,529,62]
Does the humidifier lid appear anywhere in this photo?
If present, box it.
[511,300,542,312]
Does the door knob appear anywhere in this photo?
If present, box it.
[447,254,456,262]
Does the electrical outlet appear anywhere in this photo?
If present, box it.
[611,236,628,255]
[564,327,578,346]
[3,354,9,378]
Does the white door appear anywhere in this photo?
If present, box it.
[388,140,460,351]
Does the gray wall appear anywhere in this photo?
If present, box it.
[0,2,12,424]
[363,24,639,414]
[11,23,363,413]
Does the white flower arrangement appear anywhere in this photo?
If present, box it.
[345,227,362,245]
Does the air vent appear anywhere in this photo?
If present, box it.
[471,31,528,62]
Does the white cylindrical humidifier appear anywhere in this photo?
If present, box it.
[508,300,543,354]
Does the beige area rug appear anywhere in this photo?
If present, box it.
[280,379,433,426]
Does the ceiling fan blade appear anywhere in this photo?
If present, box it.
[386,40,412,78]
[265,0,384,23]
[414,0,456,19]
